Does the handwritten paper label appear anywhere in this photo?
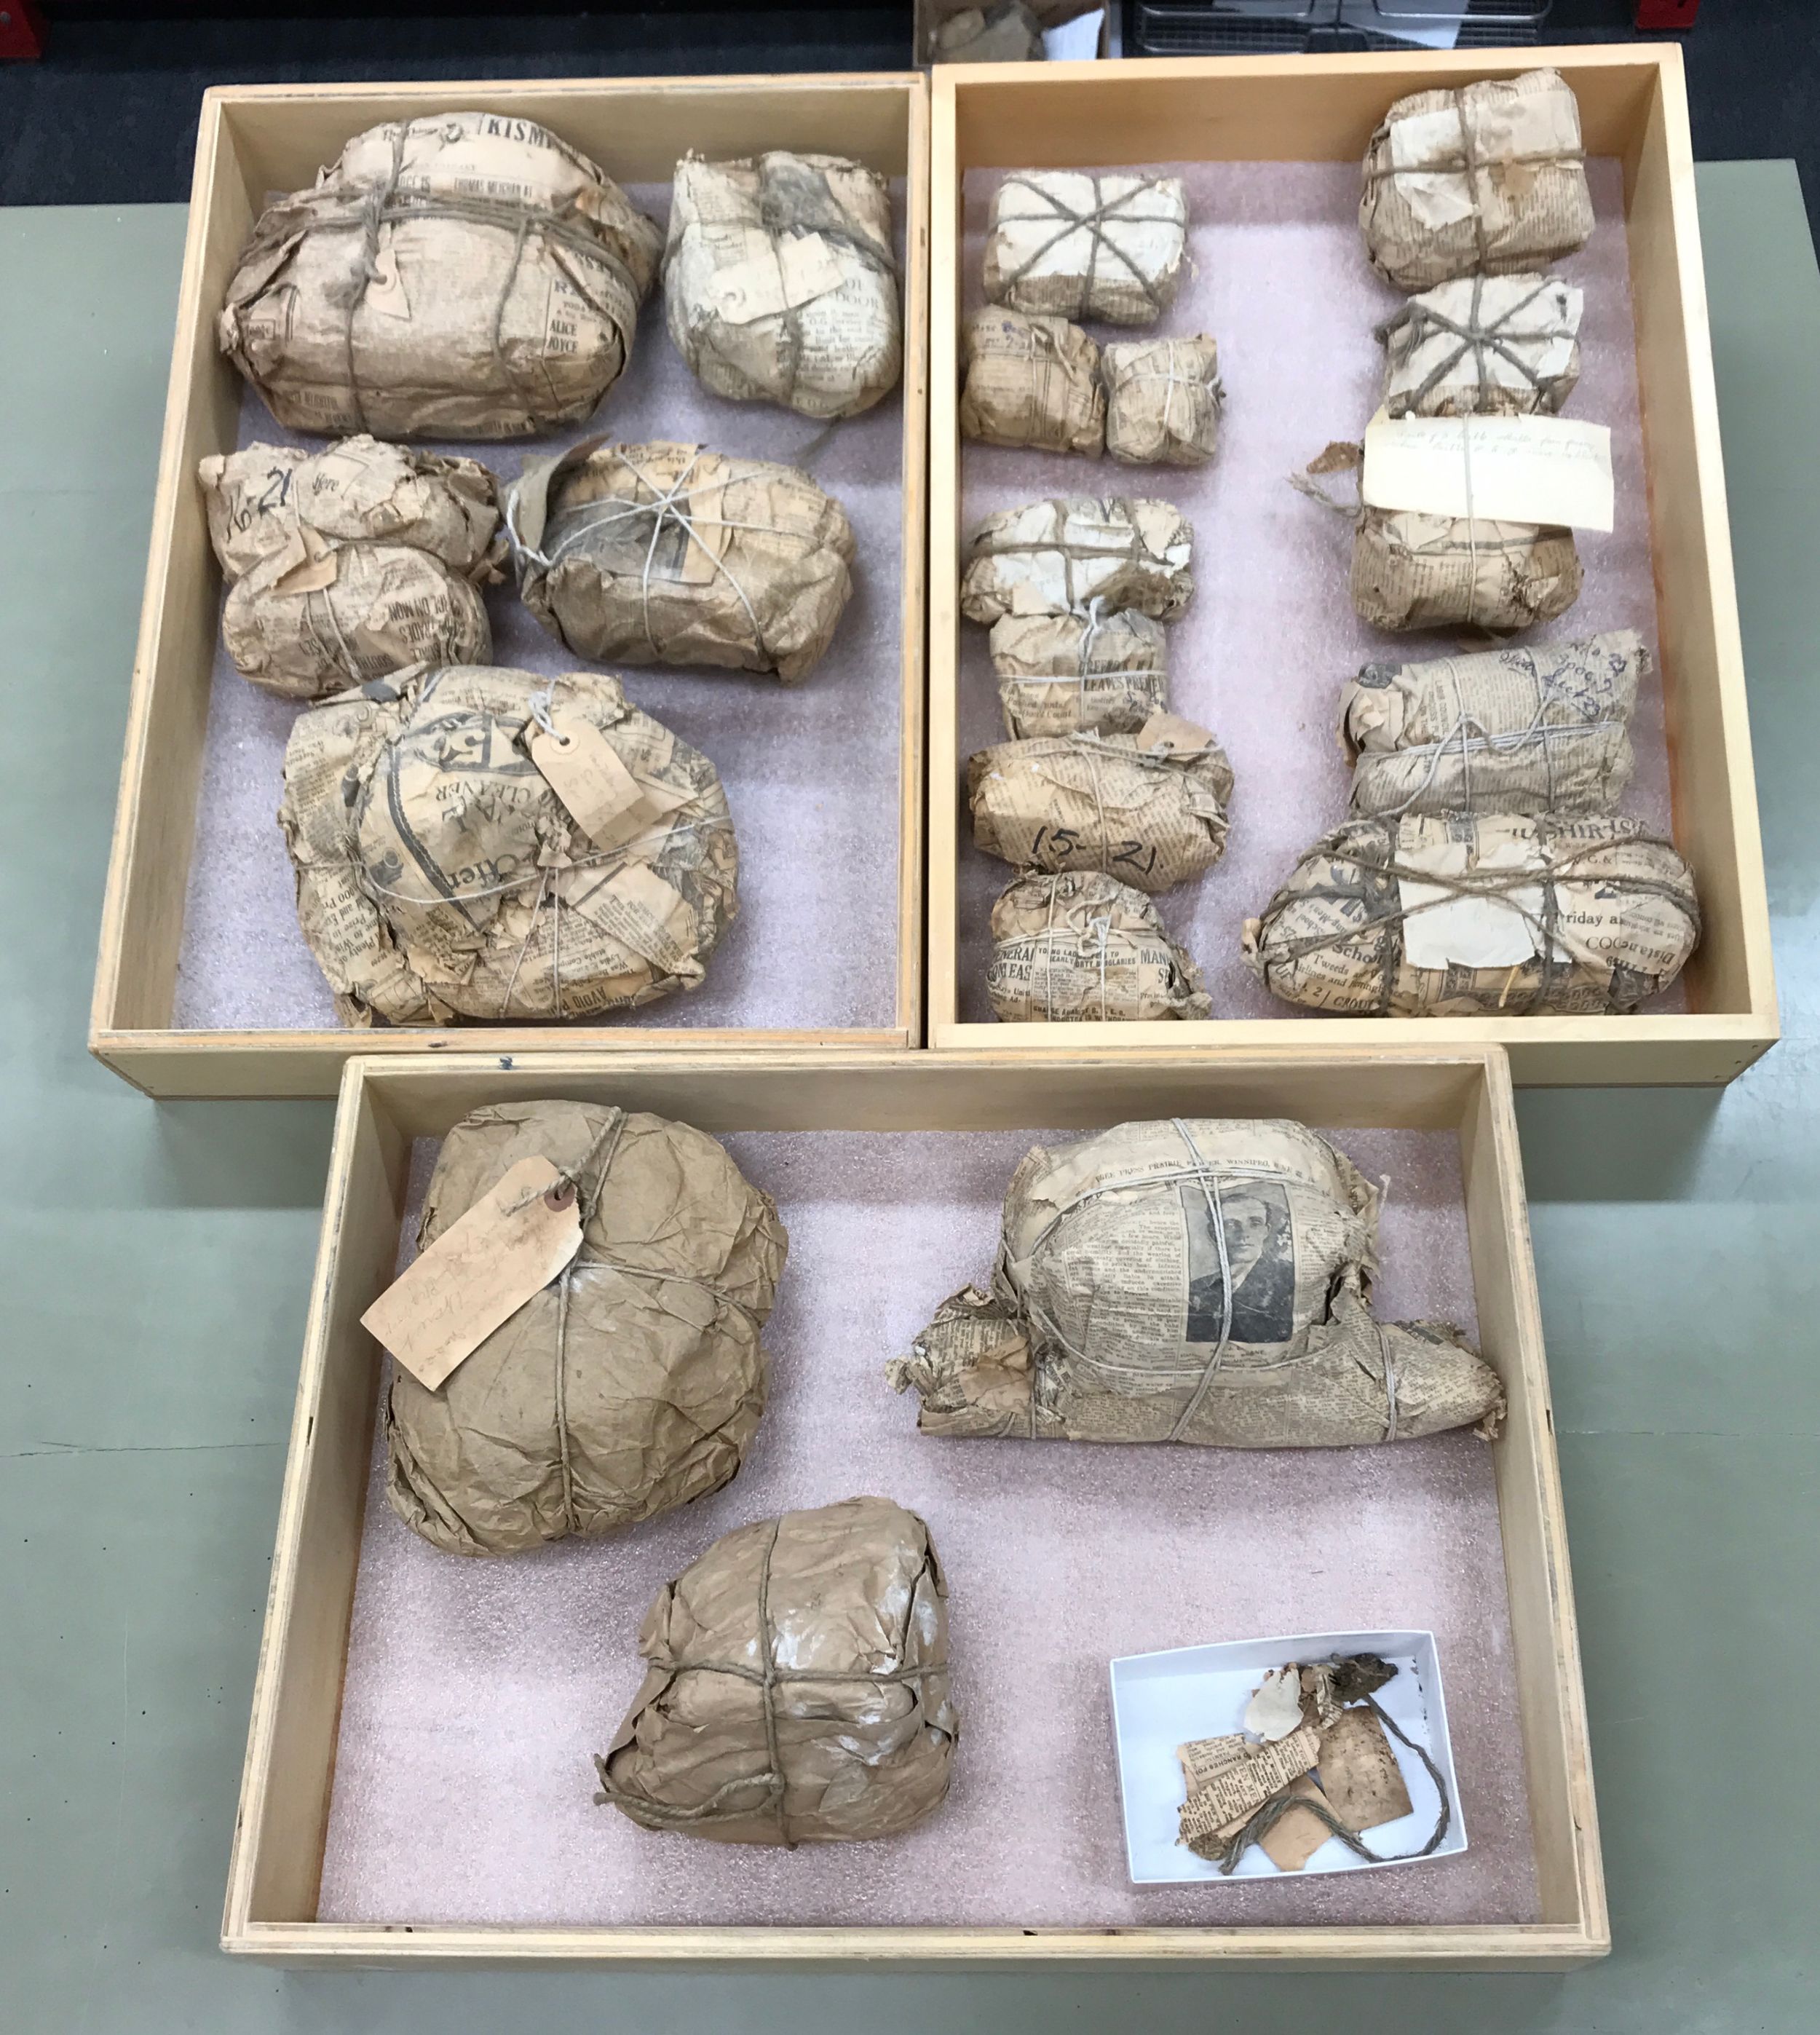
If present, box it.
[529,709,687,852]
[1363,410,1614,532]
[1176,1720,1322,1839]
[360,1156,582,1391]
[1316,1707,1412,1834]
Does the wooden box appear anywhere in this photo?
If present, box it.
[927,47,1777,1085]
[91,75,929,1099]
[225,1044,1605,1968]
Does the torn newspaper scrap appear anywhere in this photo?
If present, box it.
[1102,333,1223,467]
[987,869,1211,1022]
[1352,506,1582,633]
[990,606,1168,740]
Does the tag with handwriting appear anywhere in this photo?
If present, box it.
[529,708,687,852]
[1136,711,1212,756]
[1363,409,1614,532]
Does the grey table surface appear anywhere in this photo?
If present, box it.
[3,161,1816,2034]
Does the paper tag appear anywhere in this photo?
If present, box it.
[267,521,342,598]
[710,231,845,326]
[363,232,413,321]
[571,860,700,974]
[1315,1707,1413,1834]
[1399,837,1564,972]
[528,709,686,851]
[1176,1720,1322,1838]
[1364,410,1614,532]
[360,1156,582,1391]
[1135,711,1212,756]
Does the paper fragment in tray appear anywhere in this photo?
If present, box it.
[1364,411,1614,533]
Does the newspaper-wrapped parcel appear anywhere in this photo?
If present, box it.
[1378,274,1582,419]
[386,1100,786,1557]
[984,171,1189,326]
[1243,811,1699,1016]
[987,870,1211,1022]
[1353,507,1582,633]
[1102,334,1223,467]
[219,112,663,438]
[595,1496,957,1844]
[887,1119,1504,1446]
[1360,68,1594,293]
[1343,631,1644,818]
[664,150,902,420]
[991,605,1168,740]
[969,715,1234,893]
[961,496,1194,623]
[932,2,1044,61]
[508,438,855,681]
[960,308,1105,454]
[280,662,737,1024]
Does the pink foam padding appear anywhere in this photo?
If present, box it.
[172,183,906,1033]
[956,159,1680,1022]
[317,1123,1538,1929]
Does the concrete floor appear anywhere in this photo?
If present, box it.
[2,161,1817,2031]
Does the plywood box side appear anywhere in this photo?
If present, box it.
[927,80,964,1035]
[898,82,934,1042]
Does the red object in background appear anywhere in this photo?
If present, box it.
[1636,0,1701,27]
[0,0,46,60]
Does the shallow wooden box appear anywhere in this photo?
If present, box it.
[225,1044,1605,1969]
[91,74,930,1099]
[927,46,1776,1085]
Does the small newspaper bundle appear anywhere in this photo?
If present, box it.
[931,2,1044,61]
[984,171,1190,326]
[887,1118,1503,1445]
[664,151,902,420]
[1243,810,1700,1017]
[199,436,501,699]
[280,663,738,1025]
[595,1497,957,1845]
[960,496,1195,624]
[1378,274,1583,419]
[379,1101,786,1557]
[986,869,1211,1022]
[1360,68,1595,293]
[1101,334,1224,467]
[219,112,663,438]
[960,308,1106,454]
[990,606,1169,740]
[1342,630,1644,819]
[1352,507,1582,633]
[968,714,1235,893]
[508,438,855,681]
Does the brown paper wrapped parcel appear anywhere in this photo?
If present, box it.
[1360,68,1594,293]
[969,714,1234,893]
[1243,811,1700,1017]
[991,606,1168,740]
[1102,334,1223,467]
[1378,274,1582,419]
[387,1100,786,1556]
[664,150,902,420]
[1342,630,1644,818]
[930,2,1044,64]
[960,308,1105,454]
[961,496,1195,624]
[219,112,663,438]
[280,662,737,1024]
[1352,507,1582,633]
[988,870,1211,1022]
[509,438,855,681]
[888,1119,1503,1446]
[199,436,500,699]
[984,171,1189,326]
[596,1495,957,1844]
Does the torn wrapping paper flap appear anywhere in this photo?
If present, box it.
[509,438,855,681]
[1243,811,1701,1016]
[1361,68,1594,292]
[1364,410,1614,533]
[218,111,662,438]
[1343,631,1643,818]
[986,869,1211,1023]
[984,170,1189,326]
[960,496,1195,624]
[384,1101,785,1556]
[664,151,901,420]
[887,1118,1503,1447]
[596,1496,957,1844]
[1102,334,1223,468]
[279,662,737,1026]
[990,607,1168,740]
[1378,274,1582,419]
[960,308,1106,454]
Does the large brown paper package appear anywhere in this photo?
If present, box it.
[1378,274,1582,419]
[960,308,1105,454]
[1102,334,1224,467]
[509,438,855,681]
[387,1101,786,1557]
[219,112,663,439]
[887,1120,1504,1447]
[1352,507,1582,633]
[984,171,1189,326]
[987,870,1211,1022]
[1360,69,1594,293]
[969,717,1234,893]
[1243,811,1699,1017]
[280,662,737,1024]
[664,151,902,421]
[1342,630,1643,819]
[595,1496,957,1844]
[991,606,1168,740]
[960,496,1194,623]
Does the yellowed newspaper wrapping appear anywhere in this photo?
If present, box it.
[1351,507,1582,633]
[960,309,1105,454]
[1379,274,1582,418]
[1102,334,1223,467]
[986,870,1211,1022]
[990,607,1168,740]
[961,496,1195,623]
[985,170,1189,326]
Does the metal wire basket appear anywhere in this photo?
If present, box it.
[1128,1,1553,55]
